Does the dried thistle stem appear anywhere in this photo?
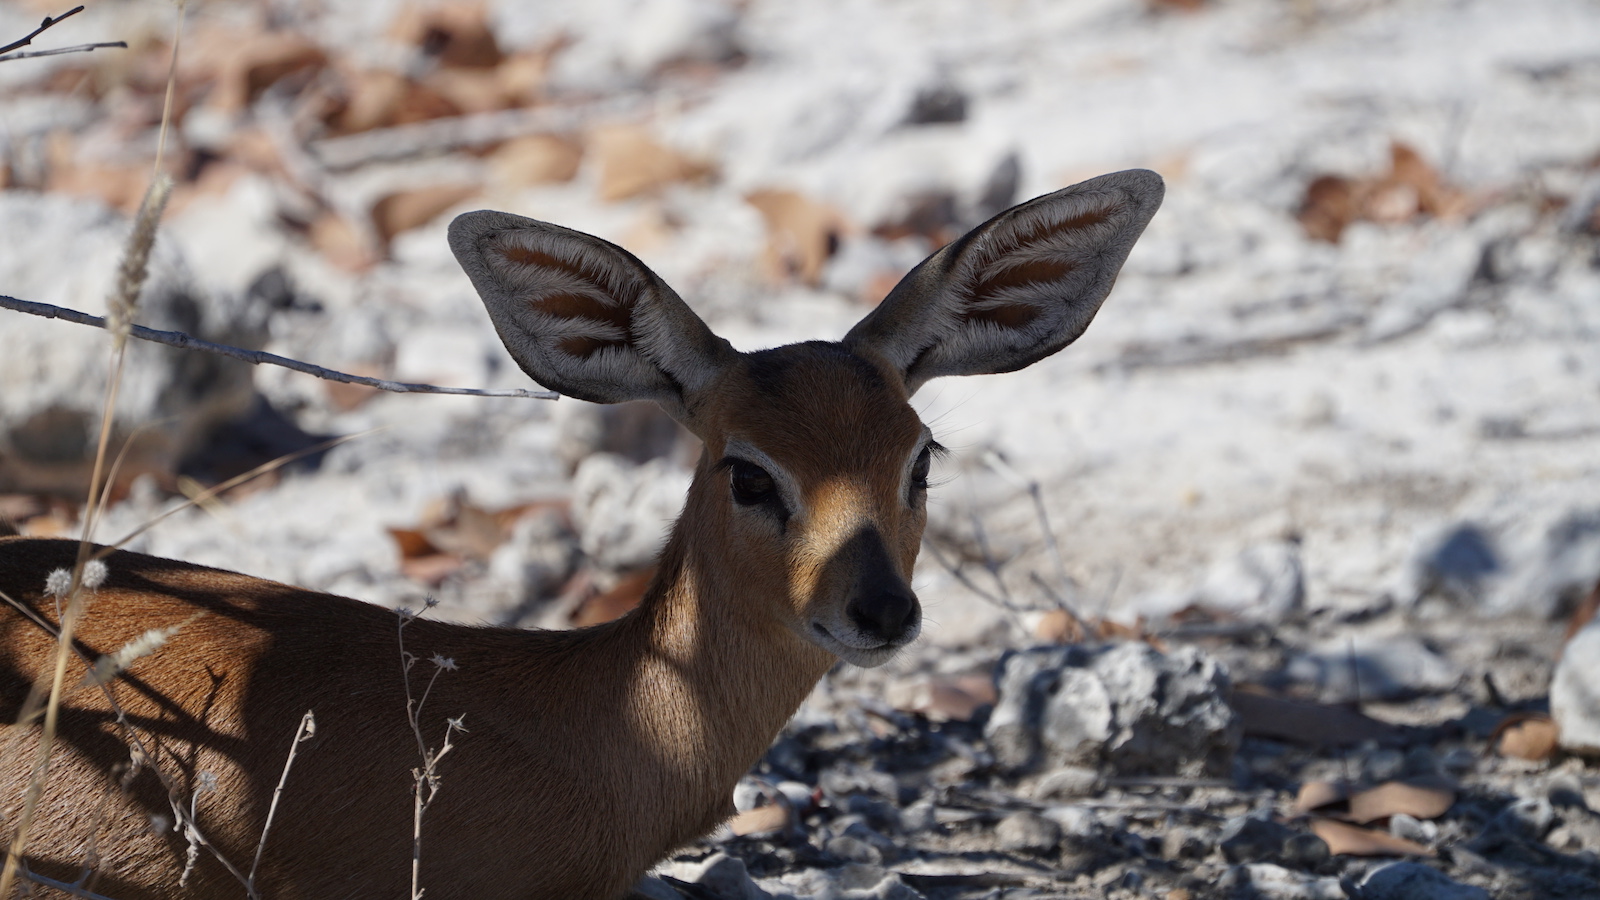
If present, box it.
[248,711,316,893]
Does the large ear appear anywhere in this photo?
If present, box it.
[449,211,736,423]
[842,169,1163,394]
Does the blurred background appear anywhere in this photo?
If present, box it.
[3,0,1600,892]
[5,0,1600,689]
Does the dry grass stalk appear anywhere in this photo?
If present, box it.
[248,711,317,894]
[397,605,466,900]
[0,12,179,894]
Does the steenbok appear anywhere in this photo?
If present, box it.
[0,169,1162,899]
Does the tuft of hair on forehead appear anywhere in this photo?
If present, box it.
[721,342,922,478]
[741,342,898,404]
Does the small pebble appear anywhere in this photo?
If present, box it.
[1439,747,1477,775]
[898,798,936,834]
[824,834,883,866]
[1389,812,1438,845]
[1240,863,1344,900]
[1493,795,1555,841]
[1280,832,1330,870]
[1033,765,1101,800]
[1359,861,1489,900]
[1362,748,1406,783]
[1042,804,1100,837]
[996,810,1062,855]
[1163,828,1210,860]
[1219,813,1296,864]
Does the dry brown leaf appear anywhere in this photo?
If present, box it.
[204,31,327,113]
[370,184,480,245]
[400,553,465,586]
[727,803,790,837]
[425,68,515,115]
[871,191,961,246]
[1298,175,1358,244]
[388,528,440,560]
[48,161,148,214]
[920,675,999,722]
[1309,817,1433,857]
[572,568,656,628]
[389,1,503,69]
[745,189,848,287]
[307,211,378,272]
[44,131,147,213]
[495,50,555,105]
[1230,689,1400,747]
[591,125,716,203]
[0,495,48,527]
[1347,780,1455,824]
[1492,712,1562,762]
[328,69,461,135]
[1294,780,1349,815]
[1298,142,1470,243]
[489,135,584,187]
[1036,607,1089,644]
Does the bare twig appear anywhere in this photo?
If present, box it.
[1027,571,1092,635]
[922,539,1028,635]
[0,42,125,62]
[308,96,647,170]
[0,296,558,400]
[0,5,85,56]
[981,450,1076,605]
[398,606,465,900]
[249,711,316,892]
[108,431,372,552]
[15,867,122,900]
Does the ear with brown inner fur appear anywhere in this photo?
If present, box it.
[449,211,737,425]
[843,169,1164,394]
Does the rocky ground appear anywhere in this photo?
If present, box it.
[4,0,1600,897]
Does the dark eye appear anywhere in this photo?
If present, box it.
[730,460,776,506]
[910,446,932,491]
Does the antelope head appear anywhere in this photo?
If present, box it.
[449,169,1163,667]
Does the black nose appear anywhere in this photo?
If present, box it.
[841,528,920,643]
[846,584,920,643]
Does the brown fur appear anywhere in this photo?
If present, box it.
[0,346,924,900]
[0,170,1163,898]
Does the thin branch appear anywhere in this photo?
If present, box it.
[308,95,646,170]
[981,449,1076,606]
[1027,571,1093,635]
[0,5,85,56]
[16,867,121,900]
[0,42,126,62]
[922,539,1029,635]
[0,296,558,400]
[107,431,372,553]
[249,711,316,892]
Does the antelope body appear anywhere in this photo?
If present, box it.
[0,170,1162,899]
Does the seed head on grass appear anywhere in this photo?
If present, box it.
[79,622,183,689]
[108,175,173,348]
[81,558,107,589]
[43,568,73,599]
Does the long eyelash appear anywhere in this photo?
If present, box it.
[711,456,738,474]
[926,440,950,459]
